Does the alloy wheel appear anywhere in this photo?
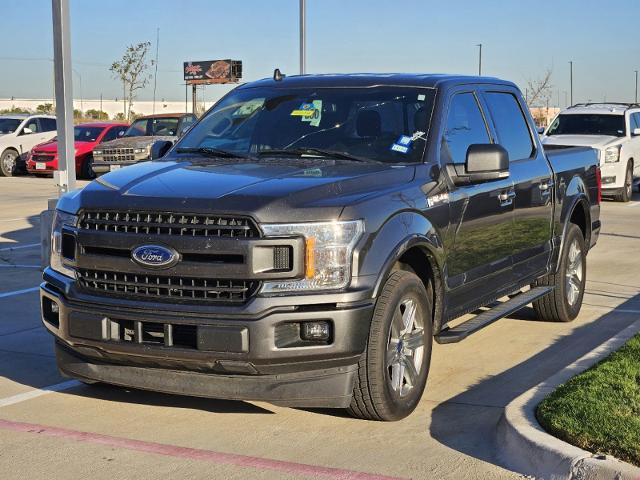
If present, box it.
[386,297,425,397]
[565,239,583,306]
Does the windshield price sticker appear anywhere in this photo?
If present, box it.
[291,101,322,127]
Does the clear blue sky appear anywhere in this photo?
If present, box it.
[2,0,639,107]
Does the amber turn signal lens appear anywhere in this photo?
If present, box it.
[305,237,316,278]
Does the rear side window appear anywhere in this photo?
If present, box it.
[40,118,57,132]
[442,92,490,164]
[484,92,534,161]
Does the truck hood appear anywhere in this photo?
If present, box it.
[542,134,620,149]
[58,158,416,223]
[99,136,175,150]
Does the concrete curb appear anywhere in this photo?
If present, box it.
[497,318,640,480]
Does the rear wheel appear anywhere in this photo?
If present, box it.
[533,224,586,322]
[0,149,18,177]
[348,271,433,421]
[615,162,633,202]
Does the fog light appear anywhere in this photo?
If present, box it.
[301,321,330,341]
[602,176,616,185]
[51,302,59,314]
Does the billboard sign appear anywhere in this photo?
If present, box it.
[183,60,242,84]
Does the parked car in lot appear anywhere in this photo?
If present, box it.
[91,113,197,174]
[26,122,128,179]
[542,103,640,201]
[42,74,601,421]
[0,114,57,176]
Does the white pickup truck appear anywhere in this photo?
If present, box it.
[542,103,640,202]
[0,114,57,176]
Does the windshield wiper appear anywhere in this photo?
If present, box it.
[257,147,376,163]
[175,147,252,159]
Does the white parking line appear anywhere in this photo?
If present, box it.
[0,287,39,299]
[627,202,640,207]
[0,243,40,252]
[0,380,80,408]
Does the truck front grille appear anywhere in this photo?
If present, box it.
[78,210,260,238]
[101,148,135,162]
[77,268,259,304]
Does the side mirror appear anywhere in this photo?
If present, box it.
[537,126,546,135]
[449,144,509,185]
[633,128,640,136]
[21,127,33,135]
[149,140,173,160]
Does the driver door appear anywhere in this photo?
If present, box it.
[442,90,515,312]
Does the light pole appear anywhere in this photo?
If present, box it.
[635,70,638,104]
[477,43,482,76]
[299,0,306,75]
[569,61,573,106]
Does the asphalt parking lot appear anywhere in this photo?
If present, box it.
[0,176,638,479]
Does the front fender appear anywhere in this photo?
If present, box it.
[356,211,445,298]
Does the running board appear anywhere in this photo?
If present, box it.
[435,286,553,344]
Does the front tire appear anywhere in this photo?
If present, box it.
[80,155,96,180]
[615,162,633,202]
[533,224,586,322]
[348,271,433,421]
[0,149,18,177]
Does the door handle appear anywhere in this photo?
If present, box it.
[539,179,554,191]
[498,190,516,206]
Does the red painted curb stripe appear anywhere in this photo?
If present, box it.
[0,419,407,480]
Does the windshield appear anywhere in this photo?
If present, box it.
[177,86,436,163]
[546,114,626,137]
[124,117,180,137]
[74,126,105,142]
[0,118,21,134]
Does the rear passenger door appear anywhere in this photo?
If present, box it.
[443,90,515,307]
[481,88,553,281]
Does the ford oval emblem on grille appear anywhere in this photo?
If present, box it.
[131,245,179,269]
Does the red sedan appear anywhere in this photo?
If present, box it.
[26,122,128,179]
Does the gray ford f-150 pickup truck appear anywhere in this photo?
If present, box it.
[42,74,601,421]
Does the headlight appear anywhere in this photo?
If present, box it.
[50,210,78,278]
[260,220,364,293]
[604,145,621,163]
[134,146,150,154]
[93,149,103,155]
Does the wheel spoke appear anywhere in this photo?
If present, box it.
[401,356,418,387]
[401,299,416,334]
[386,340,399,364]
[404,329,425,350]
[390,361,404,391]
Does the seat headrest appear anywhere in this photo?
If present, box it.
[356,109,382,137]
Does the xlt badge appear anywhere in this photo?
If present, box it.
[131,245,179,269]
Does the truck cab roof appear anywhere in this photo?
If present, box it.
[561,103,640,115]
[243,73,516,90]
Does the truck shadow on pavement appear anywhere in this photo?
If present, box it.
[429,290,640,472]
[0,214,41,250]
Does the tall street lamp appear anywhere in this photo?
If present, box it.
[569,61,573,106]
[477,44,482,76]
[299,0,306,75]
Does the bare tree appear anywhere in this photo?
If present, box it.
[525,69,554,126]
[525,69,553,109]
[110,42,153,121]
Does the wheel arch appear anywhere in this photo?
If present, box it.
[361,212,446,334]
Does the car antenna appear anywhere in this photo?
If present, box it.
[273,68,285,82]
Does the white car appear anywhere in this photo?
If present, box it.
[542,103,640,202]
[0,114,57,177]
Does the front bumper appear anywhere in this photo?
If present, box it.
[92,161,139,173]
[41,269,375,408]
